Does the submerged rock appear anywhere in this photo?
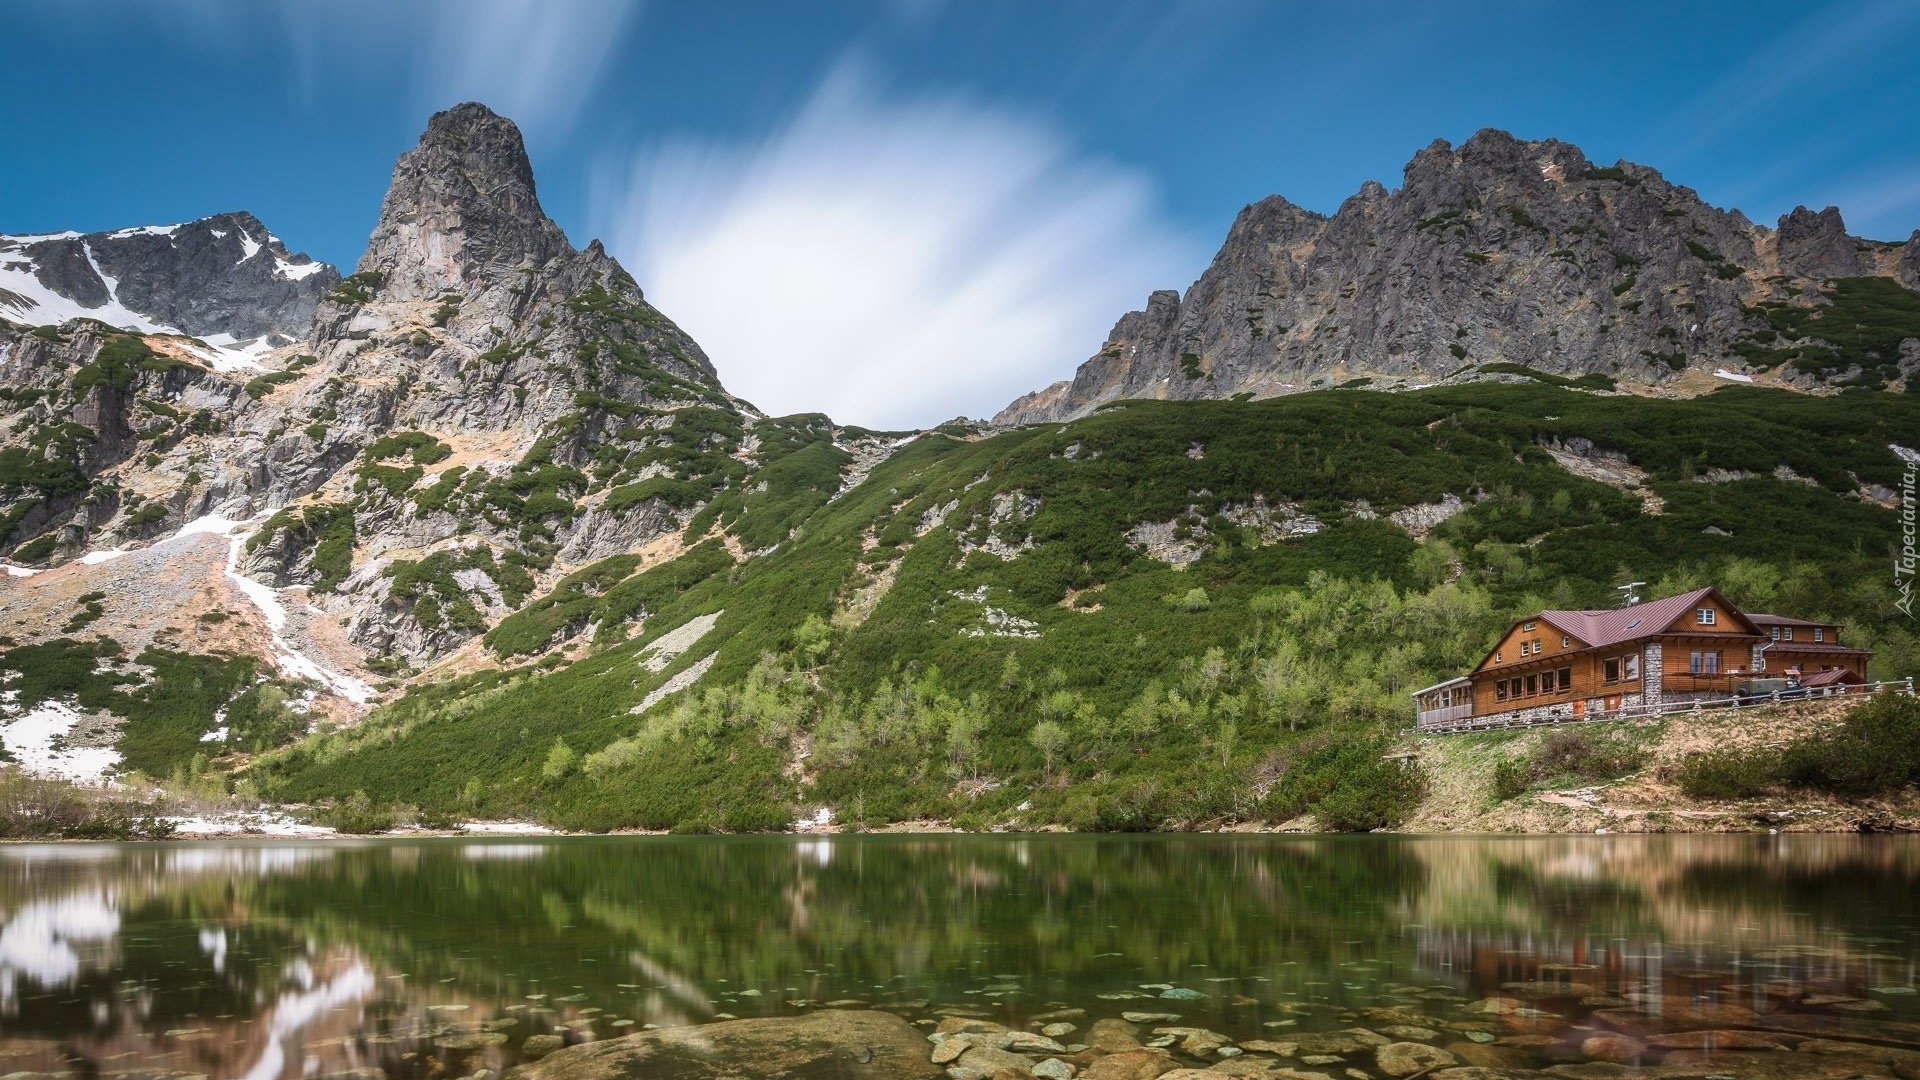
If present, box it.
[505,1009,942,1079]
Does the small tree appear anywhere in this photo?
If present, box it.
[1029,719,1070,776]
[542,737,577,782]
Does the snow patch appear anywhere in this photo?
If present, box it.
[162,812,336,837]
[275,257,327,281]
[104,224,181,240]
[237,230,262,262]
[1713,369,1754,383]
[0,697,121,783]
[461,821,558,835]
[3,563,41,578]
[160,515,375,704]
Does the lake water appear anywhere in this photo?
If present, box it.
[1,834,1917,1078]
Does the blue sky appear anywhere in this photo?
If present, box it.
[4,0,1918,426]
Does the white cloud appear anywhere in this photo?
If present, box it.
[590,63,1201,429]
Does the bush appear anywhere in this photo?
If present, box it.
[1675,693,1920,799]
[1263,739,1425,832]
[1491,756,1532,801]
[1674,749,1775,799]
[0,771,175,840]
[312,791,395,834]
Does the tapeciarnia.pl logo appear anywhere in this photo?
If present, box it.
[1898,445,1918,618]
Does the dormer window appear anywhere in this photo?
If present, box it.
[1696,608,1716,626]
[1522,621,1536,631]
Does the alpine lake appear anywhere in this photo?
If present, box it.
[2,835,1918,1080]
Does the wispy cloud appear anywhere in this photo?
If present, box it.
[26,0,638,138]
[273,0,641,136]
[590,61,1201,428]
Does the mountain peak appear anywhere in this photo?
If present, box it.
[358,101,570,299]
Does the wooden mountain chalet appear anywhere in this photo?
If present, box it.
[1412,587,1871,730]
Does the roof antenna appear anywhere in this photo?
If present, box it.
[1617,581,1645,608]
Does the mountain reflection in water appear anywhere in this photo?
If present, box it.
[0,835,1914,1078]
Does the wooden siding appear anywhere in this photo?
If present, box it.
[1470,646,1648,715]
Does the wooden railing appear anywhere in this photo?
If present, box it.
[1411,678,1915,737]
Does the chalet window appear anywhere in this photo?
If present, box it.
[1558,666,1572,691]
[1623,654,1639,680]
[1696,607,1716,626]
[1814,628,1824,642]
[1496,681,1508,701]
[1523,621,1536,631]
[1604,658,1620,682]
[1542,670,1556,692]
[1495,651,1503,663]
[1690,650,1720,674]
[1770,627,1780,640]
[1562,635,1571,648]
[1782,627,1794,641]
[1532,638,1543,654]
[1511,678,1523,698]
[1521,641,1532,657]
[1526,673,1539,696]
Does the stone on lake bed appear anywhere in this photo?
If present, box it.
[1031,1010,1089,1024]
[1377,1025,1439,1040]
[507,1010,944,1079]
[1375,1042,1457,1077]
[1033,1059,1076,1080]
[1076,1050,1179,1080]
[520,1033,565,1059]
[1123,1013,1184,1025]
[1578,1034,1646,1063]
[1159,989,1207,1001]
[1041,1023,1079,1038]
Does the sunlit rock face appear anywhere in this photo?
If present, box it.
[995,130,1920,423]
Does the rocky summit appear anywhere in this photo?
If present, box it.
[996,129,1920,424]
[0,211,337,363]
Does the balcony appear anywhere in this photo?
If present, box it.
[1663,671,1738,694]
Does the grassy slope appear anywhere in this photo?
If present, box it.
[254,383,1920,831]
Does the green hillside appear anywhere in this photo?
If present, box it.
[252,383,1920,832]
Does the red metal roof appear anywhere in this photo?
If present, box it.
[1747,613,1831,628]
[1535,587,1757,649]
[1799,668,1863,687]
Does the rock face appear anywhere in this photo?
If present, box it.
[0,102,757,669]
[996,129,1920,424]
[0,212,337,345]
[504,1010,943,1080]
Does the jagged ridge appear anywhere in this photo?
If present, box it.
[997,129,1920,424]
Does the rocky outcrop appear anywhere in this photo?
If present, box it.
[996,129,1920,424]
[1775,205,1866,281]
[1899,230,1920,291]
